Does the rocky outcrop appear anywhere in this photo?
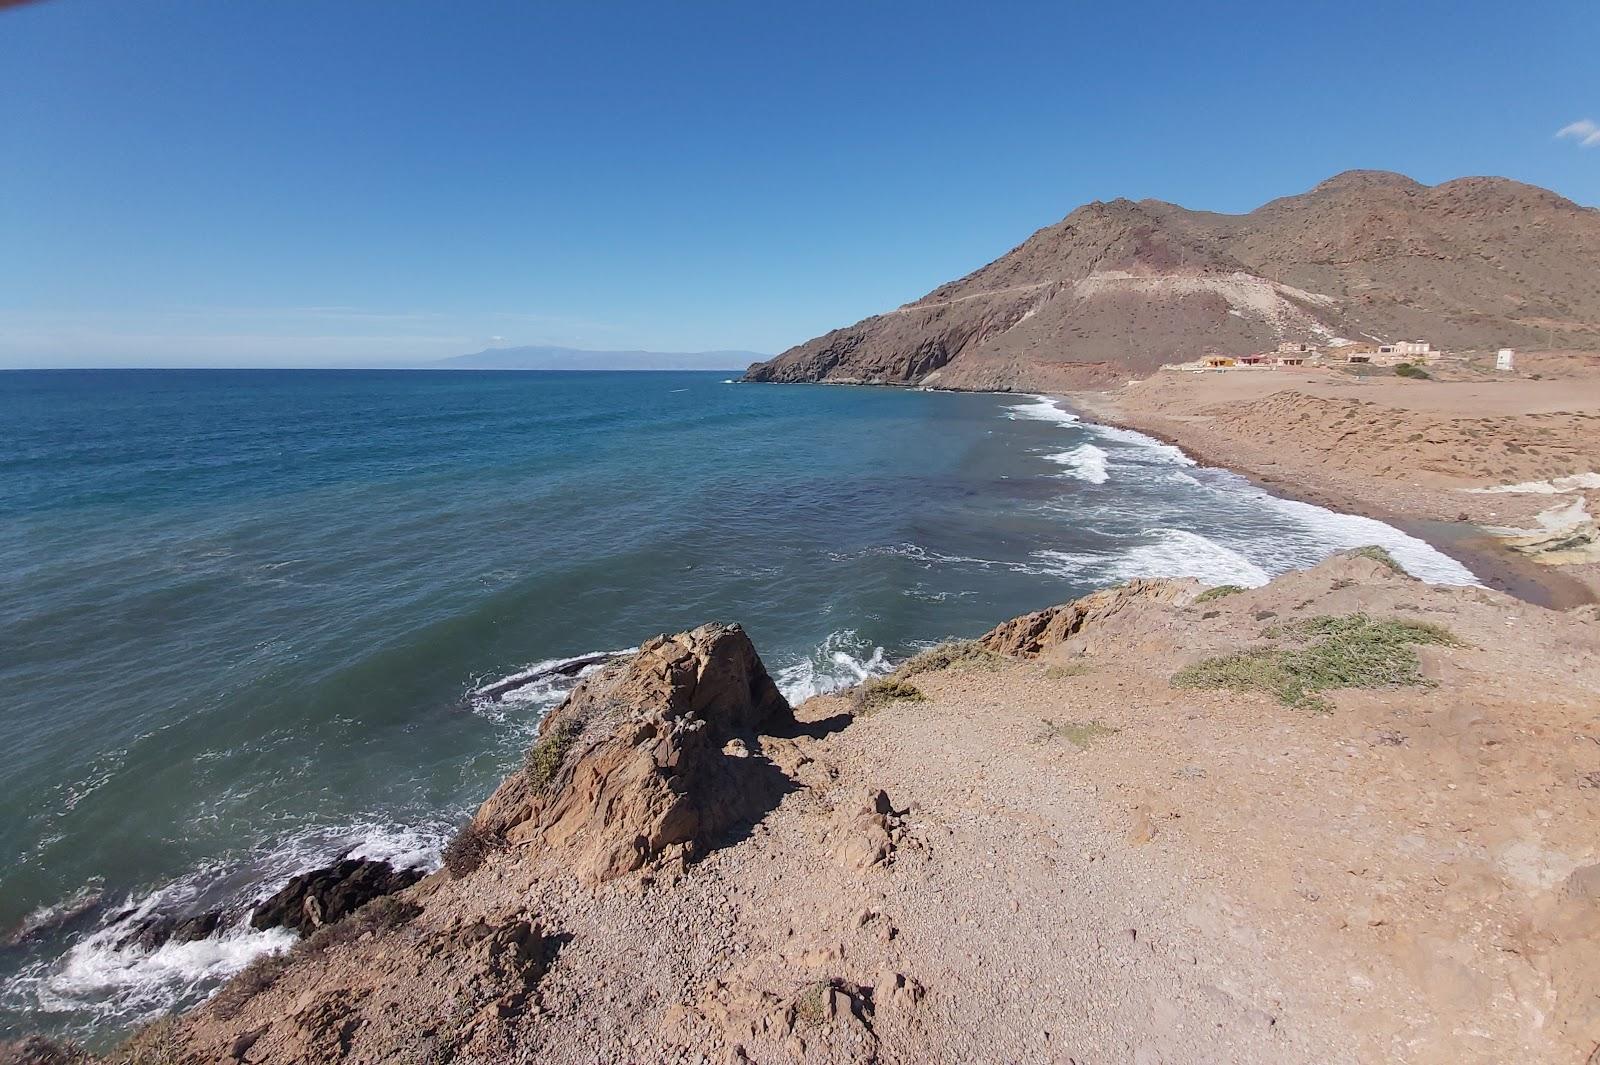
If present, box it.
[745,170,1600,389]
[249,858,425,936]
[470,622,795,883]
[980,577,1201,658]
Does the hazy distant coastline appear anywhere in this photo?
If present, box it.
[430,345,765,371]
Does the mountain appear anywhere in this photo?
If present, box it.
[435,346,763,371]
[743,170,1600,390]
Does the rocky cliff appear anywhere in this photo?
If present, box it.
[14,558,1600,1064]
[744,170,1600,389]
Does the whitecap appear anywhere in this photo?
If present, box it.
[1044,443,1110,484]
[34,914,295,1022]
[1085,423,1196,466]
[1003,395,1080,426]
[774,631,889,704]
[1252,494,1478,585]
[1035,529,1271,587]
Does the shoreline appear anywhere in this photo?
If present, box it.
[745,375,1595,609]
[1060,388,1597,611]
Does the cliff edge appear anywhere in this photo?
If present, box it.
[21,554,1600,1064]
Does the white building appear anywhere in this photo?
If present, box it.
[1377,341,1432,358]
[1496,348,1515,372]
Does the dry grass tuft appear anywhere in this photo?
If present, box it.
[1034,719,1119,748]
[1173,613,1458,712]
[855,678,927,714]
[442,821,501,880]
[897,640,1005,677]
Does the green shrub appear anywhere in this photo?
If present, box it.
[1194,584,1246,604]
[1347,545,1405,574]
[1172,613,1458,712]
[897,640,1004,677]
[524,718,579,791]
[855,678,926,714]
[1394,362,1430,379]
[1043,661,1092,680]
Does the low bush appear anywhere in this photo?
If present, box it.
[897,640,1004,677]
[1043,661,1092,680]
[301,894,421,956]
[525,718,579,792]
[0,1036,94,1065]
[1394,362,1431,379]
[1194,584,1246,604]
[1173,612,1458,712]
[209,951,293,1019]
[1347,545,1405,574]
[854,678,926,714]
[442,821,502,879]
[106,1018,183,1065]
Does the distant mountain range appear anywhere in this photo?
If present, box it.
[433,345,763,371]
[744,170,1600,390]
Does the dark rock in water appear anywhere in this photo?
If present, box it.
[3,881,105,949]
[116,909,224,953]
[249,859,424,936]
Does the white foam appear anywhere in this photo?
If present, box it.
[5,816,451,1025]
[774,630,889,704]
[1035,529,1271,587]
[468,648,635,731]
[1251,492,1478,586]
[1004,395,1080,426]
[1085,423,1196,466]
[1045,444,1110,484]
[35,913,295,1022]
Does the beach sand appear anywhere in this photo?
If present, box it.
[1069,353,1600,606]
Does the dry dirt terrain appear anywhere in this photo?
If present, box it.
[1072,354,1600,604]
[38,552,1600,1065]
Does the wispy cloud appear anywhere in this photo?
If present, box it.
[1556,119,1600,147]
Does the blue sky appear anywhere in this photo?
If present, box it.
[2,0,1596,367]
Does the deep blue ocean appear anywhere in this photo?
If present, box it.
[0,369,1476,1041]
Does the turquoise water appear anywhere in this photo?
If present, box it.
[0,369,1476,1040]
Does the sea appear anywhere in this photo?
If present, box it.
[0,369,1477,1042]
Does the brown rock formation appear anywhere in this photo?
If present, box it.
[471,622,794,883]
[979,576,1202,657]
[745,170,1600,390]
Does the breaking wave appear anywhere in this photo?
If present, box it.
[1085,423,1196,466]
[2,820,447,1029]
[774,630,889,704]
[1045,443,1110,484]
[1004,396,1080,426]
[1035,529,1272,587]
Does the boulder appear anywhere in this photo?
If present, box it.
[980,578,1199,658]
[249,858,424,935]
[471,622,794,883]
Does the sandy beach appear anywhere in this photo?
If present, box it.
[1069,353,1600,606]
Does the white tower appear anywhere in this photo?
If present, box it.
[1495,348,1515,372]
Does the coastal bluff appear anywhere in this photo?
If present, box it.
[12,551,1600,1064]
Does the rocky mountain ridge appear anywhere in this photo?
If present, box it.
[744,170,1600,390]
